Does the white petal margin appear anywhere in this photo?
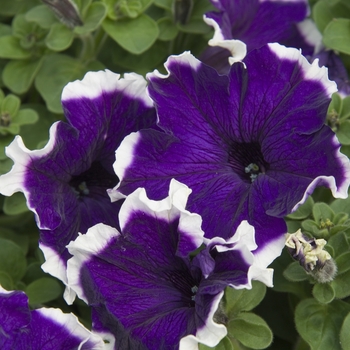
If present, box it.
[203,15,247,64]
[179,291,227,350]
[62,70,153,108]
[146,51,202,81]
[36,308,105,350]
[66,223,120,305]
[296,19,323,55]
[292,133,350,212]
[108,131,141,202]
[205,221,284,288]
[118,179,204,249]
[268,43,337,97]
[0,123,59,228]
[39,243,78,304]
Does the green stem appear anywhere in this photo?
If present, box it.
[93,27,108,58]
[79,34,95,64]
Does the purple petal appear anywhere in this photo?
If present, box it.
[312,50,350,97]
[113,46,349,255]
[0,70,156,286]
[67,180,227,349]
[0,287,103,350]
[206,0,308,52]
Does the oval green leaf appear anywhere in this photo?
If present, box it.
[0,238,27,282]
[45,23,74,51]
[323,19,350,55]
[228,312,273,349]
[35,54,84,113]
[295,299,350,350]
[26,277,62,305]
[3,58,43,94]
[0,36,31,59]
[312,283,335,304]
[102,14,159,54]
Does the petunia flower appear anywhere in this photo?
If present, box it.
[0,286,104,350]
[202,0,319,73]
[66,180,277,349]
[110,44,350,259]
[0,70,157,291]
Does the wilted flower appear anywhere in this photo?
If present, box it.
[285,229,337,283]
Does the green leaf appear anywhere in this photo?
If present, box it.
[332,269,350,298]
[312,202,334,223]
[102,14,159,54]
[74,2,107,35]
[0,238,26,282]
[313,0,350,33]
[331,195,350,214]
[75,0,92,15]
[25,277,62,305]
[0,24,12,37]
[22,262,48,285]
[340,95,350,119]
[154,0,172,10]
[328,231,350,257]
[301,219,319,235]
[337,120,350,145]
[225,281,266,317]
[215,337,234,350]
[283,262,309,282]
[323,19,350,55]
[199,337,233,350]
[1,94,21,117]
[340,313,350,350]
[111,40,169,73]
[295,299,350,350]
[3,58,43,94]
[0,271,13,290]
[19,103,59,150]
[0,0,39,17]
[287,196,314,220]
[3,192,29,215]
[0,135,15,160]
[45,23,74,51]
[177,0,213,34]
[157,17,178,41]
[328,92,342,114]
[14,109,39,126]
[35,54,85,113]
[0,36,31,59]
[312,283,335,304]
[335,251,350,275]
[0,227,29,255]
[228,312,273,349]
[25,5,59,29]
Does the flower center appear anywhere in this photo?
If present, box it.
[228,142,269,183]
[167,269,199,307]
[69,161,118,199]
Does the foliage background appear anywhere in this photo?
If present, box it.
[0,0,350,349]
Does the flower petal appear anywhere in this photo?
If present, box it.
[0,70,156,287]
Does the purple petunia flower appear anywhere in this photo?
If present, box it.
[66,180,277,349]
[201,0,320,73]
[110,43,350,259]
[0,71,156,293]
[0,286,104,349]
